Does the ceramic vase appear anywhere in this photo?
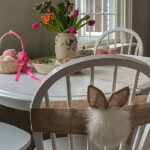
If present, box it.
[55,33,77,60]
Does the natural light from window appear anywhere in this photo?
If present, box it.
[75,0,117,43]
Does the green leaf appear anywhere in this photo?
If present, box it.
[70,39,74,44]
[67,41,72,46]
[61,42,64,46]
[73,17,77,25]
[58,2,66,13]
[69,16,75,27]
[73,16,89,28]
[77,21,89,30]
[58,10,68,29]
[35,4,42,10]
[40,9,45,13]
[40,21,61,32]
[63,29,69,33]
[49,59,53,63]
[45,1,51,6]
[50,20,62,31]
[80,50,86,55]
[54,13,65,31]
[55,18,64,31]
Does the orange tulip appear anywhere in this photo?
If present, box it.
[41,14,51,24]
[41,13,55,24]
[50,13,55,20]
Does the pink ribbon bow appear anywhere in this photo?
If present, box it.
[15,51,40,81]
[8,30,40,82]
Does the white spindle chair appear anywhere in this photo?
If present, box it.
[31,55,150,150]
[94,27,144,149]
[93,27,144,56]
[0,122,31,150]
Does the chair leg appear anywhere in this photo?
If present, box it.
[33,132,44,150]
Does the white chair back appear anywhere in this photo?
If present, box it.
[31,55,150,150]
[93,27,144,56]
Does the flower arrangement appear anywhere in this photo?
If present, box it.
[32,0,95,34]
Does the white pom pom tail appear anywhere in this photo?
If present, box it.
[87,107,131,149]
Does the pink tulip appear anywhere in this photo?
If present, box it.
[96,49,105,55]
[108,48,118,54]
[88,20,95,26]
[32,22,40,29]
[68,5,73,12]
[73,10,79,17]
[69,27,77,34]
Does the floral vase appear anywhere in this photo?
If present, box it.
[55,33,77,60]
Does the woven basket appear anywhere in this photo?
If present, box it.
[0,57,19,73]
[0,31,21,74]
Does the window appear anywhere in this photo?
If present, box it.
[75,0,133,49]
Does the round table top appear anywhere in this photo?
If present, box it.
[0,55,150,111]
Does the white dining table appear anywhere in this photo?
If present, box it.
[0,55,150,111]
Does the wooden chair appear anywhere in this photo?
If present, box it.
[93,27,144,56]
[0,122,31,150]
[31,55,150,150]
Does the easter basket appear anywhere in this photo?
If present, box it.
[0,57,19,74]
[0,31,20,74]
[0,30,40,81]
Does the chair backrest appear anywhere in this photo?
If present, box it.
[93,27,144,56]
[31,55,150,150]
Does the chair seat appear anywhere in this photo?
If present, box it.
[0,122,31,150]
[35,135,131,150]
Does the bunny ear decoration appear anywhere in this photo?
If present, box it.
[87,85,131,149]
[88,85,129,109]
[88,85,108,109]
[109,87,130,107]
